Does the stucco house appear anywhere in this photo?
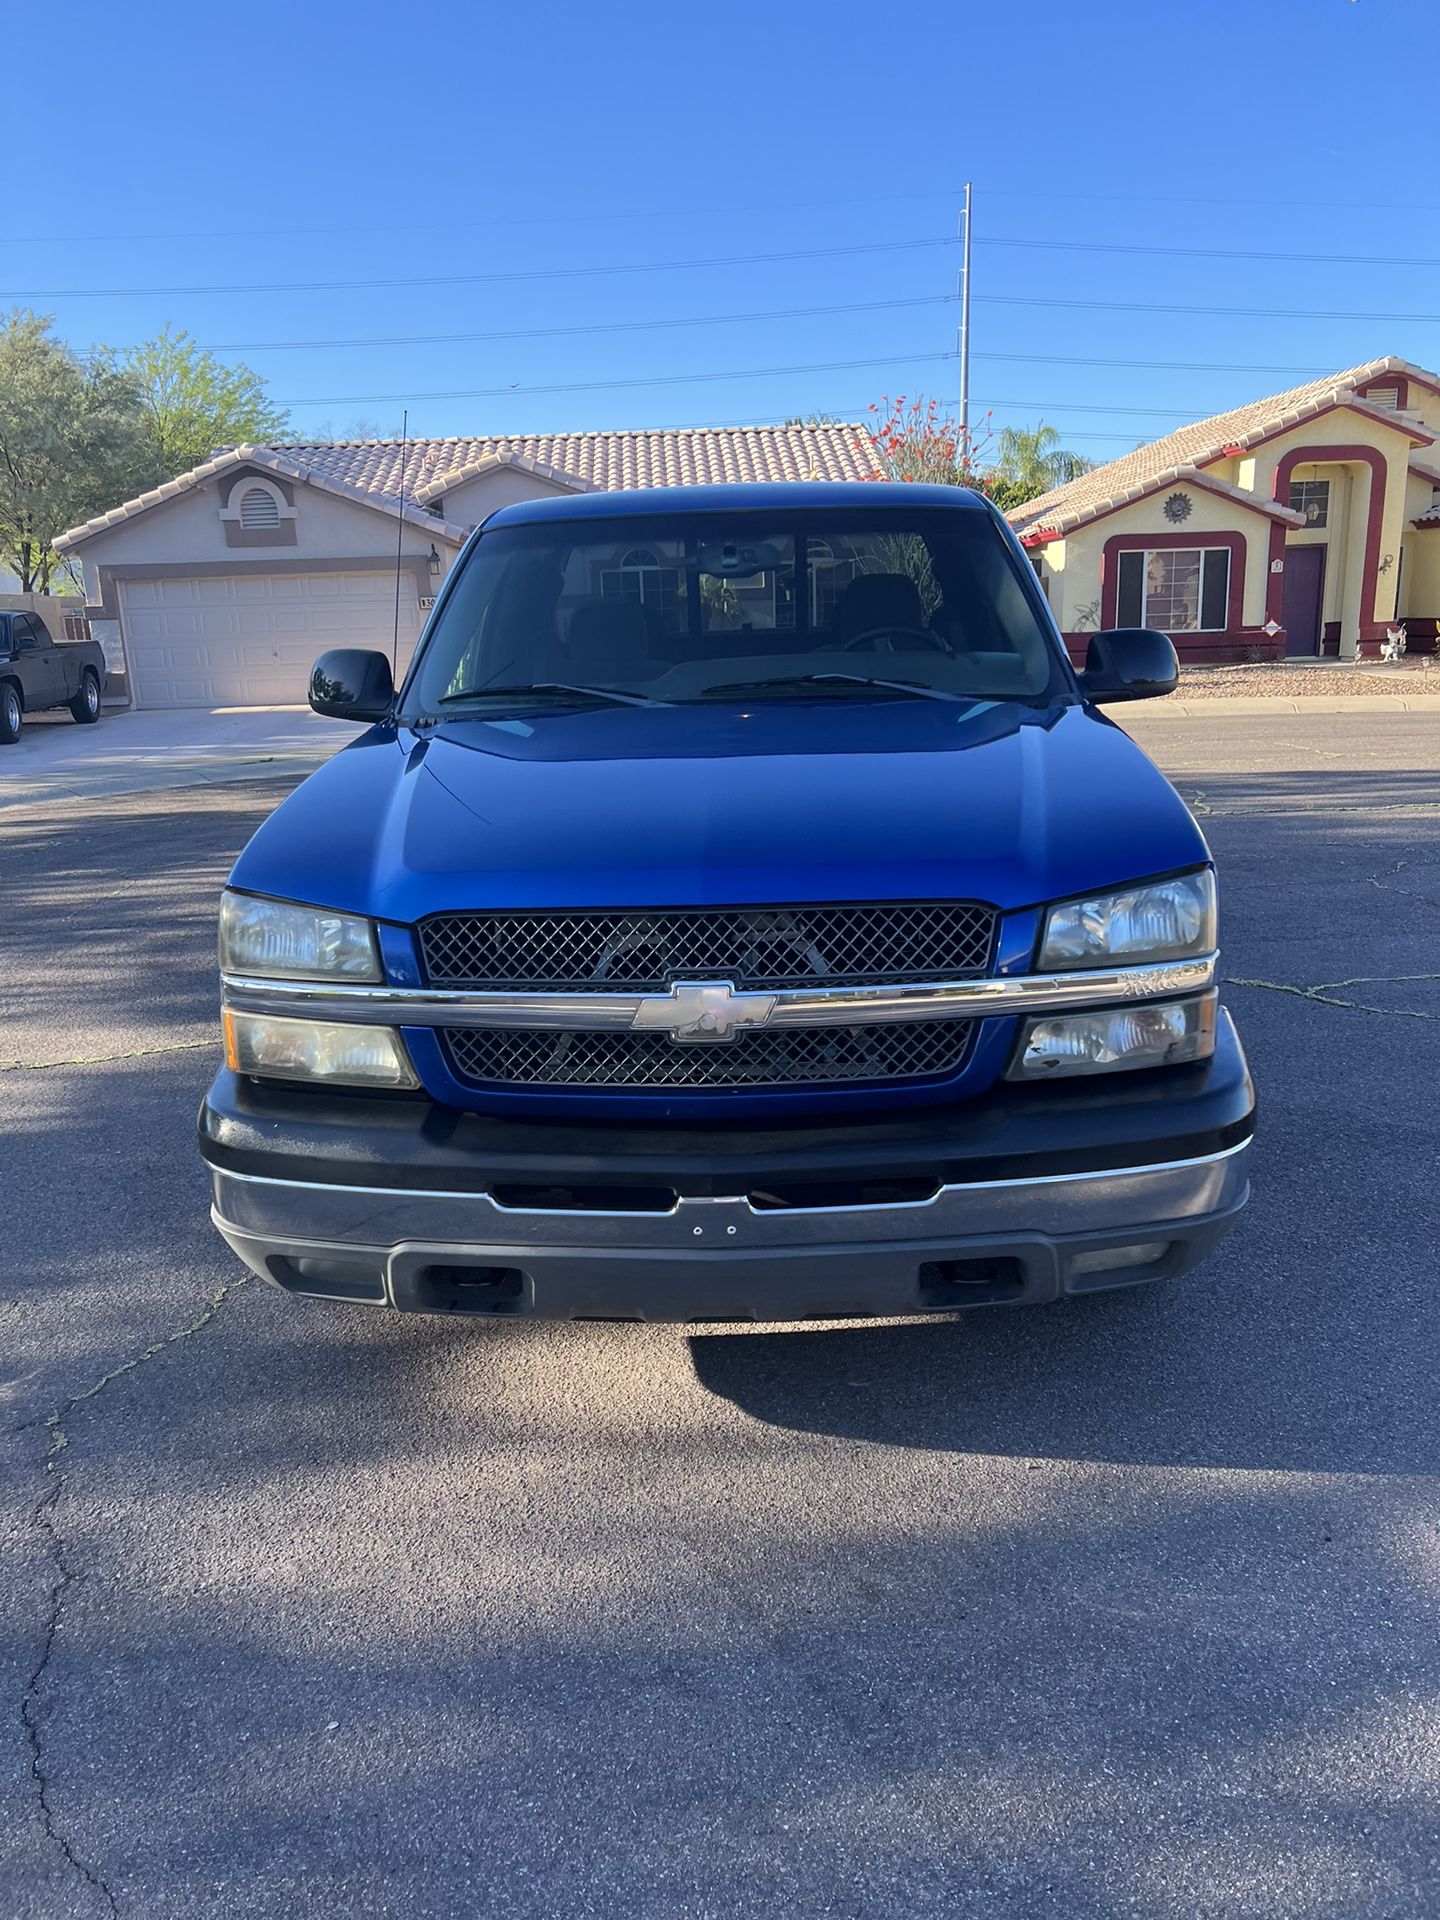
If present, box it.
[1008,354,1440,662]
[53,423,874,708]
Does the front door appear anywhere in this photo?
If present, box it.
[8,616,60,706]
[1282,546,1326,656]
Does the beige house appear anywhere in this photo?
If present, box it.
[1008,354,1440,662]
[54,424,873,708]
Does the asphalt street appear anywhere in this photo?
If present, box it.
[3,713,1438,1919]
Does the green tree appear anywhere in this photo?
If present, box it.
[0,310,150,591]
[120,327,288,476]
[991,422,1094,500]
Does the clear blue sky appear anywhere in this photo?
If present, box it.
[9,0,1437,462]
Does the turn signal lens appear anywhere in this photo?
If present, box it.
[1008,993,1216,1079]
[223,1010,418,1089]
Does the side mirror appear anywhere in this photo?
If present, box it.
[1079,628,1178,704]
[308,648,394,722]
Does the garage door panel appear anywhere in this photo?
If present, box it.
[121,572,422,708]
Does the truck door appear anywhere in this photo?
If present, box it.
[6,616,60,709]
[27,615,69,703]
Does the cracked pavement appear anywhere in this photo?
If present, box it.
[3,714,1439,1918]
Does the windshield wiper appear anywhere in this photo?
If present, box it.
[432,681,667,710]
[695,672,963,704]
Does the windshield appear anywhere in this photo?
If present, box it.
[399,508,1071,718]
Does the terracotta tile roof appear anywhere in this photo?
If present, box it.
[55,422,876,552]
[274,422,876,499]
[1007,356,1440,541]
[54,443,473,552]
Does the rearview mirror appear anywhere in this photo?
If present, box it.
[309,648,395,722]
[1079,628,1179,704]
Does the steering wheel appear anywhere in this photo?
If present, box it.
[840,625,950,655]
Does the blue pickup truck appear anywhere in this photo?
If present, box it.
[200,482,1253,1321]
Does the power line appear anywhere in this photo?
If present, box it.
[279,352,960,406]
[278,350,1221,419]
[202,293,961,354]
[0,235,958,301]
[16,229,1440,304]
[0,188,974,247]
[979,236,1440,270]
[976,292,1440,325]
[273,392,1169,448]
[9,182,1440,249]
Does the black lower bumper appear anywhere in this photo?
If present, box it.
[199,1013,1254,1197]
[199,1014,1254,1321]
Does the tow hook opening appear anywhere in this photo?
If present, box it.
[917,1256,1027,1308]
[416,1263,527,1314]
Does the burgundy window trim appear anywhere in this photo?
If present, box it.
[1099,530,1246,634]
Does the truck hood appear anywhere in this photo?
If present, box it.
[230,698,1209,921]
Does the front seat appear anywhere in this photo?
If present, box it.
[564,602,652,687]
[831,572,928,645]
[565,601,652,682]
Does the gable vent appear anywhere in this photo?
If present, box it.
[1364,384,1400,411]
[238,485,282,529]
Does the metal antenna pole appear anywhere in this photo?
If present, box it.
[391,407,409,677]
[958,181,973,463]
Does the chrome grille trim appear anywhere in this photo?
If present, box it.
[221,954,1219,1031]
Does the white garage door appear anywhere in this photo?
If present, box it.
[120,572,424,708]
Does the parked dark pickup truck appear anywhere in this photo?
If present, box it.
[0,610,108,743]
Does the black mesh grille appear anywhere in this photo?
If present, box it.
[418,902,996,991]
[441,1020,977,1091]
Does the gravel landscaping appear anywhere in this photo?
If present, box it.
[1175,657,1440,699]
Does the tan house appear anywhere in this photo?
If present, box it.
[1008,354,1440,662]
[53,423,873,708]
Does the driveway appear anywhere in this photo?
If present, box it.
[0,704,356,811]
[3,713,1438,1919]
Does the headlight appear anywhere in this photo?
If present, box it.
[223,1010,418,1089]
[220,890,380,981]
[1008,992,1216,1079]
[1039,870,1216,969]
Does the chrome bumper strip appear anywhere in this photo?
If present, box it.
[220,953,1218,1032]
[209,1141,1252,1254]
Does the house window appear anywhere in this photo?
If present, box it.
[1288,478,1330,527]
[600,547,682,623]
[238,485,282,530]
[1115,546,1230,632]
[1028,551,1050,602]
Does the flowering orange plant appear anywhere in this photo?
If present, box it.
[866,396,997,487]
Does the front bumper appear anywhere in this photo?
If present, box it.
[201,1012,1254,1321]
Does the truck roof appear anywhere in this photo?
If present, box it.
[482,480,995,530]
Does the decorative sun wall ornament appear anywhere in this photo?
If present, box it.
[1162,491,1193,524]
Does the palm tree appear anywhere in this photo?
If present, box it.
[992,423,1094,500]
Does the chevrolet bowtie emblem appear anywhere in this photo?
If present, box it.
[630,980,778,1043]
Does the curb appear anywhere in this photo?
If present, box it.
[1128,695,1440,718]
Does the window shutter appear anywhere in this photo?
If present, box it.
[1364,384,1399,410]
[238,486,282,529]
[1115,550,1143,627]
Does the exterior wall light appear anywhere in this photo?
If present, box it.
[428,545,442,578]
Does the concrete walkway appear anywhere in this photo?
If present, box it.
[0,704,358,811]
[1136,693,1440,717]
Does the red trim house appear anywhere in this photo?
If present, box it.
[1007,355,1440,662]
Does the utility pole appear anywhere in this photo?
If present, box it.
[958,181,973,464]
